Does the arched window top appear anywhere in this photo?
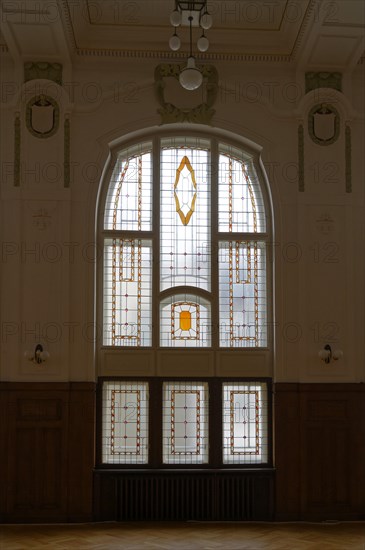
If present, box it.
[104,140,153,231]
[218,142,266,233]
[104,137,266,234]
[101,134,270,349]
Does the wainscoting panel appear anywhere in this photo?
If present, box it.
[93,470,275,522]
[1,382,364,523]
[0,382,95,523]
[275,384,365,521]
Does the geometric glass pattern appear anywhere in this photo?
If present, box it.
[163,381,209,464]
[222,382,268,464]
[102,136,269,349]
[104,143,152,231]
[218,144,266,233]
[160,294,211,347]
[218,241,267,347]
[103,239,152,346]
[160,138,210,292]
[102,381,149,464]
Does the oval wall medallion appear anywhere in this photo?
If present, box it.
[26,95,59,138]
[308,103,340,146]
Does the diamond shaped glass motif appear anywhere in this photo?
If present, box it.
[174,156,197,225]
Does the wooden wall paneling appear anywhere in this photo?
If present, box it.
[5,385,69,521]
[67,383,96,521]
[274,383,301,520]
[13,427,38,511]
[0,382,96,523]
[300,385,365,521]
[0,387,8,520]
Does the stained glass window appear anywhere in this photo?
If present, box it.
[163,381,209,464]
[160,138,210,292]
[218,143,266,233]
[103,239,152,346]
[102,381,149,464]
[102,136,269,348]
[104,142,152,231]
[219,241,267,347]
[160,294,211,347]
[222,382,268,464]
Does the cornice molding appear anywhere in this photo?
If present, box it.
[290,0,318,61]
[75,48,292,63]
[58,0,77,53]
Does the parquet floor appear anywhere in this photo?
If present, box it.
[0,522,364,550]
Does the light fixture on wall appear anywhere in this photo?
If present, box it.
[169,0,212,91]
[318,344,343,364]
[24,343,50,365]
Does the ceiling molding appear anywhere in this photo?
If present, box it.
[57,0,314,64]
[58,0,77,53]
[75,47,292,63]
[290,0,318,60]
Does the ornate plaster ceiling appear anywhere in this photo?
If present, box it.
[0,0,364,68]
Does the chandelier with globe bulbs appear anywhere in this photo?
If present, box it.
[168,1,213,91]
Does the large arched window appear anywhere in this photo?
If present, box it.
[98,133,272,469]
[102,135,268,349]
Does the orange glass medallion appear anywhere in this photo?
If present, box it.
[180,310,191,331]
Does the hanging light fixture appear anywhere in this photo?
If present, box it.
[168,1,213,91]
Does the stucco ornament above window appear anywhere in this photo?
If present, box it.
[24,62,63,85]
[154,63,218,124]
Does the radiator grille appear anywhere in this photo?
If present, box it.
[94,470,274,521]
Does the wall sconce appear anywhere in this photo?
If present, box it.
[318,344,343,364]
[24,344,50,365]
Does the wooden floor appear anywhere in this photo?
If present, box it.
[0,522,364,550]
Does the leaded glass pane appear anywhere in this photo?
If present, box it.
[160,293,211,347]
[103,238,152,346]
[102,381,149,464]
[218,144,266,233]
[160,138,210,291]
[163,381,209,464]
[219,241,267,347]
[222,382,268,464]
[104,142,152,231]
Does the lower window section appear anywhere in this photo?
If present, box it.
[102,381,149,464]
[100,378,271,467]
[163,381,209,465]
[222,381,268,464]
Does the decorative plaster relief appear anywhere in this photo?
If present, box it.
[154,63,218,125]
[24,62,63,85]
[316,213,335,235]
[308,104,340,146]
[14,112,21,187]
[26,95,60,139]
[298,123,304,192]
[345,124,352,193]
[32,208,52,231]
[64,116,70,188]
[305,72,342,94]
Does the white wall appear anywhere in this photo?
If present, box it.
[1,55,364,382]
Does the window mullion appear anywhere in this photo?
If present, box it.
[211,138,219,350]
[152,135,161,349]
